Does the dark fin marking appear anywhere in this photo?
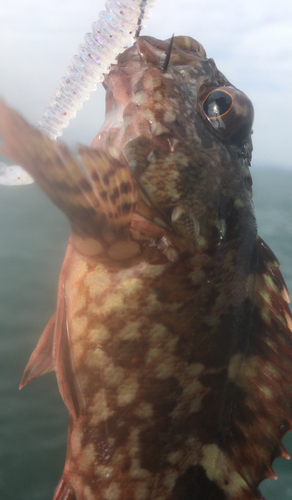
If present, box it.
[19,313,56,389]
[53,478,77,500]
[78,146,137,232]
[0,100,136,238]
[53,256,80,420]
[162,33,175,71]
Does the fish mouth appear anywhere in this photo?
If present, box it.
[104,35,208,93]
[134,35,207,68]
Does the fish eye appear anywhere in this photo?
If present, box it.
[203,90,233,118]
[199,86,254,146]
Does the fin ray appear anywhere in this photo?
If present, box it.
[79,146,137,231]
[0,100,136,238]
[19,313,56,389]
[53,259,80,420]
[53,478,77,500]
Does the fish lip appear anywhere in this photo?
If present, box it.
[106,35,208,81]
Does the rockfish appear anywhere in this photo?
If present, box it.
[0,35,292,500]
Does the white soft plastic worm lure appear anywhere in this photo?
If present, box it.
[39,0,157,140]
[0,163,34,186]
[1,0,157,186]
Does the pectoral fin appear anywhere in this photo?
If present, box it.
[0,100,137,239]
[20,247,81,420]
[53,271,80,420]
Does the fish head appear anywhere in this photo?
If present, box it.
[92,35,255,252]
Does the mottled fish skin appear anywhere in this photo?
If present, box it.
[0,35,292,500]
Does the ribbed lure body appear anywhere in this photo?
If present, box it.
[0,35,292,500]
[0,162,34,185]
[39,0,157,140]
[1,0,157,185]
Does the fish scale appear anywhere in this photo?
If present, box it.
[0,34,292,500]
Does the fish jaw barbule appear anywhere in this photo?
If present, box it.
[0,35,292,500]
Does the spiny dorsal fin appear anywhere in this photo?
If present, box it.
[0,100,137,238]
[213,235,292,497]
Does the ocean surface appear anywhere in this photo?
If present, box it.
[0,164,291,500]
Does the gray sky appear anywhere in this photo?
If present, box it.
[1,0,292,168]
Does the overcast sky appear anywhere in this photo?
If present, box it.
[1,0,292,168]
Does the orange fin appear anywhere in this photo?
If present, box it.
[0,100,137,237]
[20,246,81,419]
[53,478,77,500]
[53,264,80,420]
[19,313,56,389]
[79,146,137,231]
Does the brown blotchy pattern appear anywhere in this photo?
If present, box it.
[59,232,292,500]
[0,35,292,500]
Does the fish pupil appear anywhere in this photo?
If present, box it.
[203,91,232,118]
